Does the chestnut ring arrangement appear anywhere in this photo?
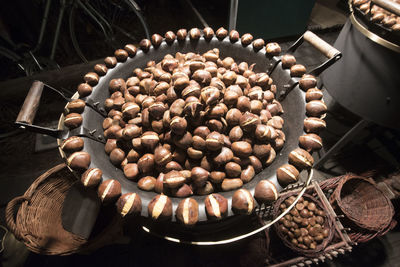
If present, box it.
[57,27,329,243]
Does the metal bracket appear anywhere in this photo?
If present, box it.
[278,78,299,101]
[69,126,106,143]
[15,122,105,144]
[41,82,72,102]
[267,56,281,76]
[25,82,106,117]
[308,54,342,76]
[286,33,305,54]
[15,121,63,139]
[14,81,107,143]
[85,98,108,117]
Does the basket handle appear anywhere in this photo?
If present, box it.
[5,195,30,241]
[23,164,68,199]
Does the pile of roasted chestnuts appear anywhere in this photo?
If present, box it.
[61,26,329,225]
[101,48,286,197]
[277,195,330,251]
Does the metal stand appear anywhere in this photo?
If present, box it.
[229,0,238,30]
[314,119,372,169]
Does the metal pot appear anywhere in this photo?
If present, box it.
[322,0,400,129]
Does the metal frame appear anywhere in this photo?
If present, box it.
[286,34,342,77]
[266,180,354,267]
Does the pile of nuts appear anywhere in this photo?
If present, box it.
[102,48,285,197]
[277,195,330,251]
[60,26,329,224]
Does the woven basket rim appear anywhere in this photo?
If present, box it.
[272,192,334,257]
[333,175,394,232]
[6,164,86,255]
[5,163,122,255]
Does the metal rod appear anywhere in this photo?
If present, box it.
[50,0,66,60]
[33,0,52,52]
[42,82,71,101]
[82,1,113,39]
[126,0,151,39]
[69,2,88,63]
[76,0,112,40]
[228,0,239,31]
[314,119,372,169]
[28,51,43,70]
[184,0,209,28]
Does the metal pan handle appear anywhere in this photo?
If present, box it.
[286,30,342,77]
[303,31,341,59]
[372,0,400,17]
[16,81,44,125]
[274,30,342,100]
[276,30,342,100]
[14,81,69,138]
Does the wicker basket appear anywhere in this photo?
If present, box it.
[272,192,334,258]
[5,164,123,255]
[320,173,396,243]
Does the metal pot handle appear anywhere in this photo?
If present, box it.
[286,30,342,77]
[303,31,341,59]
[14,81,70,138]
[371,0,400,16]
[276,31,342,100]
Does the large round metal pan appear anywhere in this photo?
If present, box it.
[16,29,340,243]
[58,36,304,222]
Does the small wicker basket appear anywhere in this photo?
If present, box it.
[272,192,334,257]
[320,173,396,243]
[5,163,123,255]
